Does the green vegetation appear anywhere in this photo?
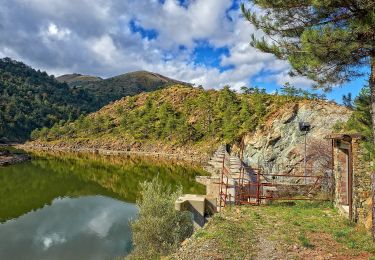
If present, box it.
[241,0,375,171]
[335,86,374,161]
[345,86,374,159]
[31,85,301,152]
[58,70,188,108]
[129,178,193,259]
[0,58,97,141]
[0,58,186,142]
[0,151,206,222]
[242,1,374,88]
[171,202,375,259]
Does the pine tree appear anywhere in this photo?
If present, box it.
[346,87,373,156]
[242,0,375,239]
[343,93,354,109]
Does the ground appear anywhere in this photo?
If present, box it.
[169,202,375,260]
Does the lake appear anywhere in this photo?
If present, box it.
[0,151,206,259]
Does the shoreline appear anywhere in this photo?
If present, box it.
[0,151,30,166]
[17,143,210,165]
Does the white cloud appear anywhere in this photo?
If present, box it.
[0,0,314,91]
[43,23,71,40]
[40,233,66,250]
[89,35,118,64]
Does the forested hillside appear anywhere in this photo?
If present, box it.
[0,58,97,141]
[0,58,186,142]
[31,85,304,153]
[58,71,189,108]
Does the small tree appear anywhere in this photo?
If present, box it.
[281,82,299,97]
[130,178,193,259]
[343,93,354,109]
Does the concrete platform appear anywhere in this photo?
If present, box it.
[175,194,217,228]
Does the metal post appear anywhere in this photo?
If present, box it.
[257,169,260,205]
[304,132,307,184]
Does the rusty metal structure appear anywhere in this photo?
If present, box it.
[218,147,333,209]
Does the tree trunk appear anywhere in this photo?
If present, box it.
[371,57,375,241]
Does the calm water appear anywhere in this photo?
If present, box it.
[0,151,206,259]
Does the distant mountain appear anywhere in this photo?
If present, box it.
[56,73,102,84]
[58,70,190,108]
[0,58,187,141]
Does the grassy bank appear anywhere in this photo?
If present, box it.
[170,202,375,259]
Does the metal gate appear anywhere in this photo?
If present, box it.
[218,151,333,209]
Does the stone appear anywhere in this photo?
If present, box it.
[241,101,351,175]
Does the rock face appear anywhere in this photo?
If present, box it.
[240,101,351,175]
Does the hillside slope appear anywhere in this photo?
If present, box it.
[29,85,349,158]
[0,58,97,141]
[58,70,189,108]
[0,58,187,141]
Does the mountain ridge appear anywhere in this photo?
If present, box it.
[57,70,190,108]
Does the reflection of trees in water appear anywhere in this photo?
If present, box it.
[0,152,206,222]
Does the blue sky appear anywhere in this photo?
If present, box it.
[0,0,368,102]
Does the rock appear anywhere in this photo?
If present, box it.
[241,101,351,175]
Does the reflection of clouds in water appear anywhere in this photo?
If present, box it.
[88,211,113,238]
[40,233,66,250]
[0,196,138,260]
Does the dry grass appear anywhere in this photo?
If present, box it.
[171,201,375,260]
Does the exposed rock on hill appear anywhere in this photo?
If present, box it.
[240,101,351,174]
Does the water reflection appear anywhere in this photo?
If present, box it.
[0,196,138,260]
[0,151,206,259]
[0,151,206,222]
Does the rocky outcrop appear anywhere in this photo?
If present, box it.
[239,101,351,175]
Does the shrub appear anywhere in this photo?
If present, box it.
[129,178,194,259]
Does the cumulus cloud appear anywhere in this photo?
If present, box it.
[0,0,313,90]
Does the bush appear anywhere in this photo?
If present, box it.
[129,178,194,259]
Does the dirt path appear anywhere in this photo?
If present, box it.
[170,202,374,260]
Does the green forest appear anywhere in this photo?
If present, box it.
[0,58,184,142]
[0,58,97,141]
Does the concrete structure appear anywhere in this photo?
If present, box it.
[197,146,248,205]
[327,134,373,230]
[175,194,217,228]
